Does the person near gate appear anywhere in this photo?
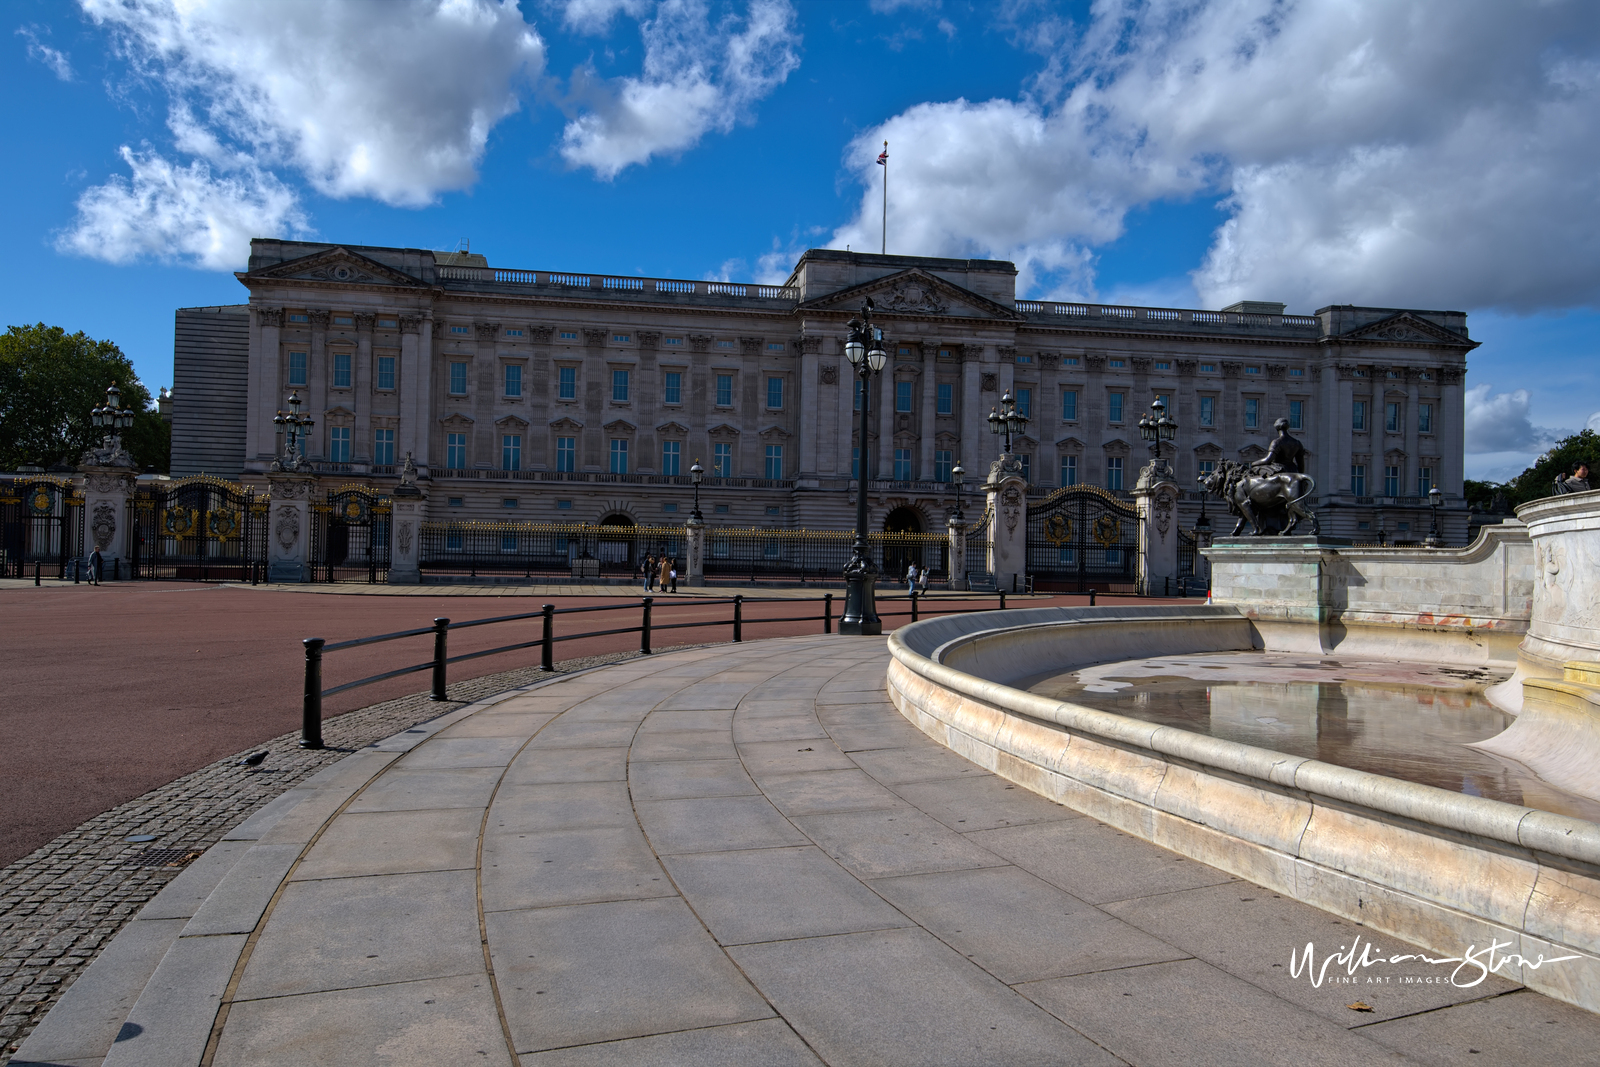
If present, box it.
[906,561,919,594]
[643,553,655,591]
[669,561,679,593]
[658,554,671,592]
[88,545,103,586]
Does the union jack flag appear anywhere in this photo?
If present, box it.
[876,147,888,165]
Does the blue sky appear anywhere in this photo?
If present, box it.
[4,0,1598,482]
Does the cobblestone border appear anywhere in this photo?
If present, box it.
[0,645,705,1064]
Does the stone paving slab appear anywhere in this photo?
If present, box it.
[17,633,1600,1066]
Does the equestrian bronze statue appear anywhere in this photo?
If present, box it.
[1198,418,1320,536]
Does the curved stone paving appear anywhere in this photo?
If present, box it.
[21,636,1600,1066]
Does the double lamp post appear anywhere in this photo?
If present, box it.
[840,300,890,635]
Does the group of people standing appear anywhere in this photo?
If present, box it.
[640,552,678,593]
[904,561,930,595]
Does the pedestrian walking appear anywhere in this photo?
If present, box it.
[906,561,919,594]
[659,555,671,592]
[917,565,929,596]
[88,545,103,586]
[643,553,655,591]
[669,563,678,593]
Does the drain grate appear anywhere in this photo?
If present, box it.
[126,848,203,868]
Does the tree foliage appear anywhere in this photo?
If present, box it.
[1501,429,1600,507]
[0,324,169,473]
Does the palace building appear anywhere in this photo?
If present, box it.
[173,240,1475,543]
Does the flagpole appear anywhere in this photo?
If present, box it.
[881,140,888,255]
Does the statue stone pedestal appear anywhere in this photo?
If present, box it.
[1133,461,1180,597]
[983,455,1028,593]
[388,481,426,584]
[266,473,317,583]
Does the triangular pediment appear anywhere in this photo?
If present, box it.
[759,425,793,440]
[603,419,636,435]
[799,268,1024,323]
[549,417,584,432]
[1056,435,1085,449]
[245,247,425,288]
[657,421,689,436]
[708,423,740,438]
[439,412,474,426]
[1340,313,1471,347]
[495,415,529,430]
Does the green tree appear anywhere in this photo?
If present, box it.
[1504,429,1600,507]
[0,323,169,472]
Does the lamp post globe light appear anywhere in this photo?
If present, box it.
[271,390,315,472]
[1138,396,1177,473]
[951,461,966,522]
[689,459,705,522]
[1427,485,1444,546]
[840,299,889,636]
[90,382,136,448]
[987,391,1029,458]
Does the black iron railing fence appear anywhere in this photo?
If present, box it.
[296,591,1019,748]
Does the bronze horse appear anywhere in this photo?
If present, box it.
[1199,460,1319,536]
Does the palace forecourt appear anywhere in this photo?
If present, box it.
[172,244,1474,543]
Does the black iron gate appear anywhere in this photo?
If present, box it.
[1026,485,1140,592]
[130,476,268,580]
[311,485,391,583]
[0,477,84,579]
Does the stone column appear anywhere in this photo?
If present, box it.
[256,307,283,465]
[416,313,435,474]
[307,310,329,459]
[920,355,937,481]
[1440,367,1465,501]
[799,337,820,478]
[961,347,985,475]
[388,474,426,584]
[983,457,1028,592]
[685,517,706,586]
[79,467,136,577]
[266,473,317,583]
[947,514,967,591]
[399,316,424,475]
[877,369,894,482]
[355,313,374,464]
[1133,462,1181,597]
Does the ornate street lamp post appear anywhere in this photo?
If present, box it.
[1427,486,1443,546]
[951,461,966,522]
[1138,397,1177,475]
[90,382,136,450]
[689,459,705,522]
[272,390,315,471]
[840,300,889,635]
[987,391,1029,457]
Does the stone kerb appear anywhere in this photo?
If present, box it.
[884,605,1600,1014]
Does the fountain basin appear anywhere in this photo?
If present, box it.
[887,604,1600,1013]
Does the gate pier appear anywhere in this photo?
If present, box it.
[266,473,317,583]
[982,454,1029,593]
[1133,462,1180,596]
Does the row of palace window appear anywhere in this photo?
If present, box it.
[322,428,396,464]
[286,351,398,391]
[444,365,788,409]
[853,384,1320,435]
[1352,401,1434,434]
[1349,465,1436,498]
[438,433,785,478]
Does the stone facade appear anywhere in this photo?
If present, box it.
[177,241,1476,538]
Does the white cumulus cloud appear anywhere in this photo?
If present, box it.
[56,146,308,270]
[1463,383,1567,455]
[560,0,800,179]
[81,0,544,206]
[834,0,1600,312]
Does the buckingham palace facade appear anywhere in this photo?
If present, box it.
[172,239,1475,542]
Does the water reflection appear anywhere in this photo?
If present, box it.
[1035,676,1600,823]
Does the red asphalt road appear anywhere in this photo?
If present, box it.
[0,583,1129,866]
